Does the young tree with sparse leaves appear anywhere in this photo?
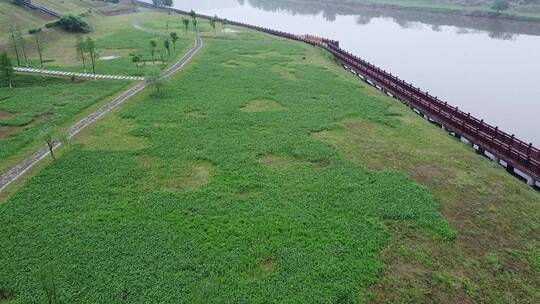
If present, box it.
[15,28,29,67]
[0,52,14,88]
[33,32,45,69]
[150,39,157,65]
[146,71,164,97]
[164,39,171,57]
[209,17,216,32]
[85,37,98,75]
[170,32,178,51]
[10,27,21,66]
[131,54,141,72]
[75,36,87,72]
[492,0,510,14]
[182,18,190,33]
[40,113,67,161]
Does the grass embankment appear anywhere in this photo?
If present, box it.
[0,7,197,171]
[0,3,194,76]
[1,23,538,302]
[364,0,540,20]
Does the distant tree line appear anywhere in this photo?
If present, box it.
[152,0,172,7]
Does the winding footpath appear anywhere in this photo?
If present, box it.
[0,36,203,193]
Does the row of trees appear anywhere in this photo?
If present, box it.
[75,37,98,74]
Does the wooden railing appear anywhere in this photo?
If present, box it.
[135,1,540,183]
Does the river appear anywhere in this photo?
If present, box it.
[171,0,540,145]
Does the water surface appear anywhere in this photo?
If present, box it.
[173,0,540,145]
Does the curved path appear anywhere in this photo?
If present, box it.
[0,36,203,193]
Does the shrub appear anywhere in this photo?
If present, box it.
[56,15,91,33]
[28,28,42,35]
[45,20,59,28]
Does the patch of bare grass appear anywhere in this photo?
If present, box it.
[241,100,286,113]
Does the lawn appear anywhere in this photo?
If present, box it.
[0,21,539,304]
[0,7,203,171]
[0,74,128,172]
[0,7,198,76]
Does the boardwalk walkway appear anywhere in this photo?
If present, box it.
[0,36,203,193]
[14,67,145,81]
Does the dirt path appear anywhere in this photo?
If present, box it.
[0,36,203,193]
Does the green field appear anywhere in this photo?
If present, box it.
[1,22,539,303]
[0,5,202,173]
[0,3,196,76]
[0,74,128,172]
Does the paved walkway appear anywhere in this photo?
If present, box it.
[0,36,203,193]
[14,67,145,81]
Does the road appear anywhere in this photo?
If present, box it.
[0,36,203,193]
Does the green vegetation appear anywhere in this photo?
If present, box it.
[53,15,92,33]
[492,0,510,14]
[0,3,538,304]
[0,74,127,171]
[0,5,194,76]
[0,52,14,88]
[0,29,459,302]
[293,0,540,21]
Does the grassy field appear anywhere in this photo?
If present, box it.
[1,22,538,303]
[0,3,196,76]
[0,74,128,172]
[0,7,201,173]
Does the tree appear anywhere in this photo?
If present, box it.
[209,16,216,32]
[15,28,29,67]
[222,18,228,31]
[146,72,164,97]
[85,37,98,75]
[190,10,196,21]
[33,32,44,69]
[10,27,20,66]
[192,18,198,31]
[170,32,178,51]
[41,113,66,161]
[131,54,141,72]
[75,36,87,73]
[492,0,510,14]
[152,0,172,7]
[0,52,14,88]
[164,39,171,57]
[56,15,91,33]
[182,18,190,33]
[149,39,157,65]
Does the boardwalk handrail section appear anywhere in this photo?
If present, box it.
[17,0,61,18]
[136,1,540,182]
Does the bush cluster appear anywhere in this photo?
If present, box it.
[28,28,42,34]
[47,15,92,33]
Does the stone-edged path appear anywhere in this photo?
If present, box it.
[0,36,203,193]
[14,67,145,81]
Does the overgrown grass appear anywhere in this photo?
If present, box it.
[0,30,456,302]
[0,74,127,171]
[1,19,538,303]
[313,85,540,302]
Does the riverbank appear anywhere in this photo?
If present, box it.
[1,11,539,302]
[269,0,540,22]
